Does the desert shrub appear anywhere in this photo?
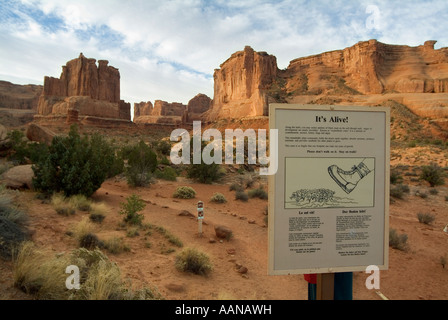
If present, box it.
[155,140,172,156]
[69,195,92,212]
[103,237,130,254]
[119,194,146,225]
[429,188,439,195]
[390,170,403,184]
[389,228,408,251]
[175,247,213,276]
[186,140,224,184]
[229,183,244,192]
[13,243,162,300]
[32,125,119,197]
[13,241,68,299]
[417,212,435,225]
[173,186,196,199]
[248,187,268,200]
[89,213,105,224]
[124,141,158,187]
[88,202,108,224]
[390,184,410,199]
[210,192,227,203]
[51,194,76,216]
[0,193,28,226]
[154,167,177,181]
[154,225,183,248]
[235,190,249,202]
[126,227,140,238]
[79,233,102,249]
[420,163,445,187]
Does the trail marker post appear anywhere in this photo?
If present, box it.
[197,201,204,237]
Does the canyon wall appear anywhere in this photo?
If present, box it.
[207,40,448,125]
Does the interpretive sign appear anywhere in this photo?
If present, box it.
[268,104,389,275]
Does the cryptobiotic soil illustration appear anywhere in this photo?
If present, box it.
[286,158,374,209]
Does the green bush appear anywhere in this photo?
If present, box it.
[210,192,227,203]
[186,140,224,184]
[124,141,158,187]
[32,125,119,197]
[175,247,213,276]
[229,183,244,192]
[154,167,177,181]
[248,187,268,200]
[389,228,408,251]
[235,190,248,202]
[119,194,146,225]
[390,184,410,199]
[420,163,445,187]
[173,186,196,199]
[417,212,435,225]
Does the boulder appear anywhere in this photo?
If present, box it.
[214,225,233,240]
[1,164,34,189]
[26,123,56,145]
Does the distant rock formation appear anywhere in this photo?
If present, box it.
[133,94,212,125]
[205,46,277,121]
[133,100,187,126]
[0,81,42,110]
[35,53,131,125]
[205,40,448,124]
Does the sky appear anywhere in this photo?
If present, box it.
[1,0,447,111]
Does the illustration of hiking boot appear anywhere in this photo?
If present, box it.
[328,162,371,194]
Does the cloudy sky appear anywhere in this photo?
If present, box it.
[1,0,447,110]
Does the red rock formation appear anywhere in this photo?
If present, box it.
[206,40,448,126]
[36,53,131,124]
[205,46,278,121]
[0,81,42,110]
[134,101,153,119]
[286,39,448,95]
[186,93,212,122]
[133,100,187,126]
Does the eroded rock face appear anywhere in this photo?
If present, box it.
[133,100,187,126]
[206,46,278,121]
[285,39,448,95]
[206,40,448,123]
[36,53,131,124]
[186,94,212,122]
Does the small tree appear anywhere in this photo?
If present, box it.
[124,141,158,187]
[32,125,118,197]
[119,194,146,225]
[420,163,445,187]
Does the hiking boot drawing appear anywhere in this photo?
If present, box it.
[328,161,371,194]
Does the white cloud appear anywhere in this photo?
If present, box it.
[0,0,447,107]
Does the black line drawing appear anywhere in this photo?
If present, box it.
[284,157,375,209]
[328,159,373,194]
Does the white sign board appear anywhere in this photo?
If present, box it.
[268,104,389,275]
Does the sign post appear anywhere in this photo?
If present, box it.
[268,104,390,299]
[197,201,204,237]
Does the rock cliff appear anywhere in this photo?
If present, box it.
[206,40,448,126]
[205,46,277,121]
[35,53,131,125]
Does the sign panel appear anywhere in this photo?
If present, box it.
[268,104,389,275]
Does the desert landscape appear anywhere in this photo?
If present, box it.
[1,39,447,301]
